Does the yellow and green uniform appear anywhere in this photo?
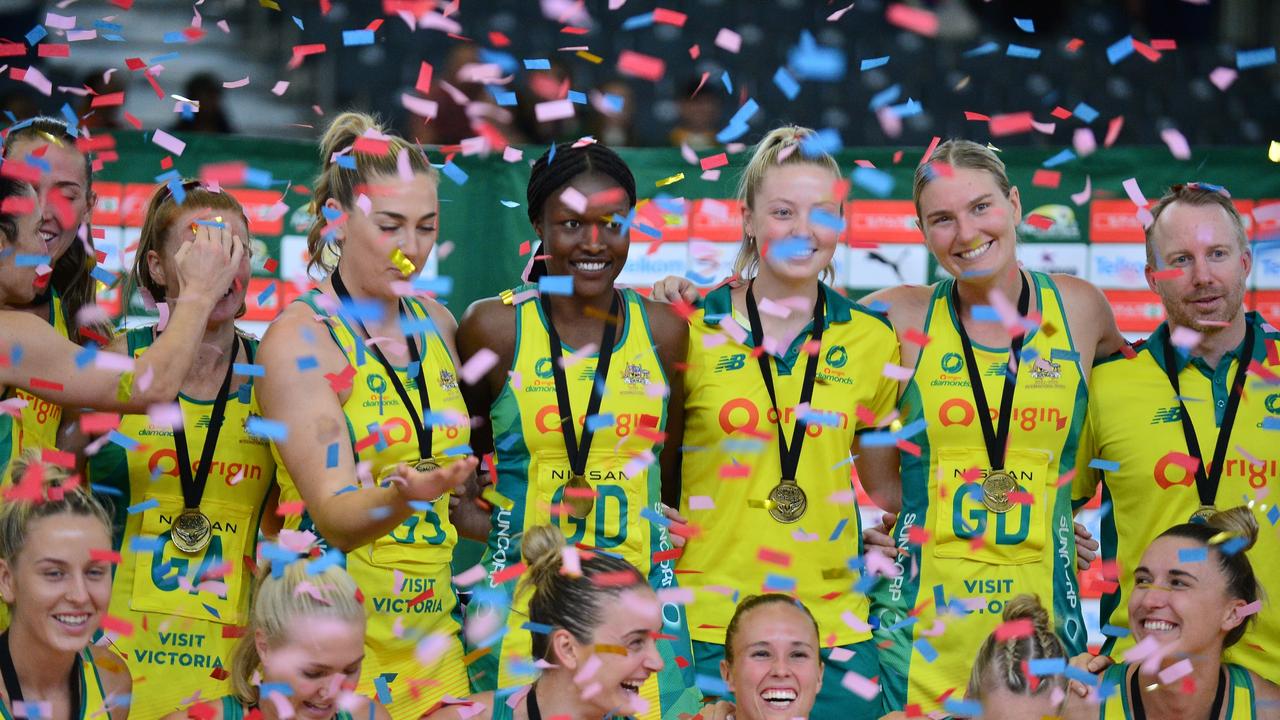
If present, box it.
[1074,313,1280,683]
[215,695,365,720]
[274,291,471,720]
[1097,662,1256,719]
[467,287,700,719]
[0,647,110,720]
[1,289,70,482]
[89,327,276,720]
[870,271,1088,714]
[679,283,898,716]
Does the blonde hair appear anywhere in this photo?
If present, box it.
[306,112,439,274]
[732,125,841,280]
[1144,183,1249,266]
[913,139,1013,218]
[0,450,113,569]
[132,179,251,305]
[966,594,1066,702]
[229,560,365,704]
[517,525,647,661]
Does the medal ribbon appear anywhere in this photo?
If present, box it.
[539,290,621,478]
[1160,321,1254,512]
[1130,664,1224,720]
[0,632,82,719]
[952,271,1031,473]
[331,268,434,460]
[172,334,240,513]
[744,281,826,484]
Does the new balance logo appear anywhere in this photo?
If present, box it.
[1151,406,1182,424]
[715,354,747,373]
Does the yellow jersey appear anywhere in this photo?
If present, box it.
[1098,662,1256,719]
[1075,312,1280,683]
[870,271,1088,713]
[679,282,899,646]
[88,327,275,720]
[3,289,70,481]
[274,291,471,720]
[468,287,700,719]
[0,647,111,720]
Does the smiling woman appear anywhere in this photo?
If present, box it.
[720,594,823,720]
[0,450,131,720]
[456,140,698,719]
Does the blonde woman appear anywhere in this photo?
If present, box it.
[164,561,388,720]
[0,451,131,720]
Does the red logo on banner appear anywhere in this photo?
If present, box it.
[846,200,919,244]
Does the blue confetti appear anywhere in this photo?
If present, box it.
[129,535,165,554]
[695,674,730,697]
[773,67,800,100]
[1178,547,1208,563]
[716,98,759,143]
[233,363,265,377]
[585,413,615,432]
[441,162,468,186]
[246,416,288,441]
[1107,35,1134,64]
[108,430,140,451]
[1268,505,1280,526]
[944,700,983,717]
[857,430,897,447]
[829,517,849,542]
[521,621,554,635]
[523,58,551,70]
[567,90,586,104]
[1043,149,1077,168]
[1073,102,1100,123]
[963,41,1000,58]
[411,276,453,295]
[162,31,189,44]
[851,166,894,198]
[640,506,670,528]
[860,56,890,71]
[787,30,845,81]
[869,84,901,111]
[1028,658,1066,675]
[970,305,1000,322]
[800,128,842,157]
[492,90,517,107]
[15,254,50,267]
[1264,417,1280,431]
[763,574,796,592]
[1101,624,1131,638]
[887,99,923,118]
[538,275,573,296]
[74,345,97,369]
[128,498,159,514]
[292,16,304,30]
[720,72,732,94]
[149,52,181,64]
[1006,44,1041,59]
[326,442,339,469]
[261,683,293,699]
[914,638,938,662]
[256,282,276,306]
[296,355,318,371]
[621,12,654,30]
[1089,458,1120,472]
[25,25,47,45]
[1014,17,1036,32]
[1237,47,1276,70]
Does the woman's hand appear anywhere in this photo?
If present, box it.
[660,503,689,548]
[171,219,243,304]
[650,275,699,304]
[1075,521,1099,571]
[864,511,904,558]
[1067,652,1113,697]
[386,456,479,504]
[700,700,736,720]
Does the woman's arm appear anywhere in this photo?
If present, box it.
[257,307,472,553]
[455,298,516,458]
[91,644,133,720]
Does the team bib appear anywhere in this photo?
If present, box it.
[932,446,1052,565]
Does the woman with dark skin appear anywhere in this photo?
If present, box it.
[456,141,697,720]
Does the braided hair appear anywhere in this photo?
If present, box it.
[524,141,636,281]
[965,594,1066,702]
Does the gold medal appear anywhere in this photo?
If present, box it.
[563,473,594,519]
[171,508,213,554]
[981,470,1017,514]
[767,478,808,524]
[1191,505,1217,522]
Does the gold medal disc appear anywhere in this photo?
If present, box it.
[981,470,1017,514]
[564,474,594,519]
[414,458,442,473]
[1191,505,1217,523]
[171,508,213,554]
[767,479,808,523]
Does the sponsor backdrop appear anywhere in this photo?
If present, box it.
[90,134,1278,648]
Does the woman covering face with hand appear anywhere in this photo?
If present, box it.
[0,451,130,720]
[257,112,480,719]
[80,181,277,720]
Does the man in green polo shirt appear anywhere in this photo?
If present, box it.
[1074,182,1280,683]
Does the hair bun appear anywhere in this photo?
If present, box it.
[1001,593,1051,627]
[1208,506,1260,553]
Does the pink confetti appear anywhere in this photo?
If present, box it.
[1070,175,1092,206]
[453,564,487,587]
[1157,658,1193,684]
[886,3,939,37]
[458,349,498,386]
[535,98,575,123]
[1160,128,1192,160]
[1122,634,1163,664]
[94,351,136,372]
[687,495,715,510]
[827,3,856,21]
[44,12,76,29]
[1073,128,1097,157]
[271,80,290,96]
[841,610,873,633]
[503,146,524,162]
[714,28,741,53]
[151,128,187,156]
[147,402,184,430]
[882,363,914,381]
[617,50,665,82]
[657,587,694,605]
[559,186,588,213]
[756,296,791,319]
[841,671,880,701]
[1105,115,1125,148]
[561,546,582,576]
[1209,67,1237,91]
[1240,599,1263,618]
[415,632,451,665]
[401,93,438,118]
[1122,177,1155,228]
[1170,326,1202,349]
[222,76,250,89]
[21,65,53,95]
[216,19,230,33]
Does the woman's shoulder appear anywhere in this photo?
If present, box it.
[422,692,497,720]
